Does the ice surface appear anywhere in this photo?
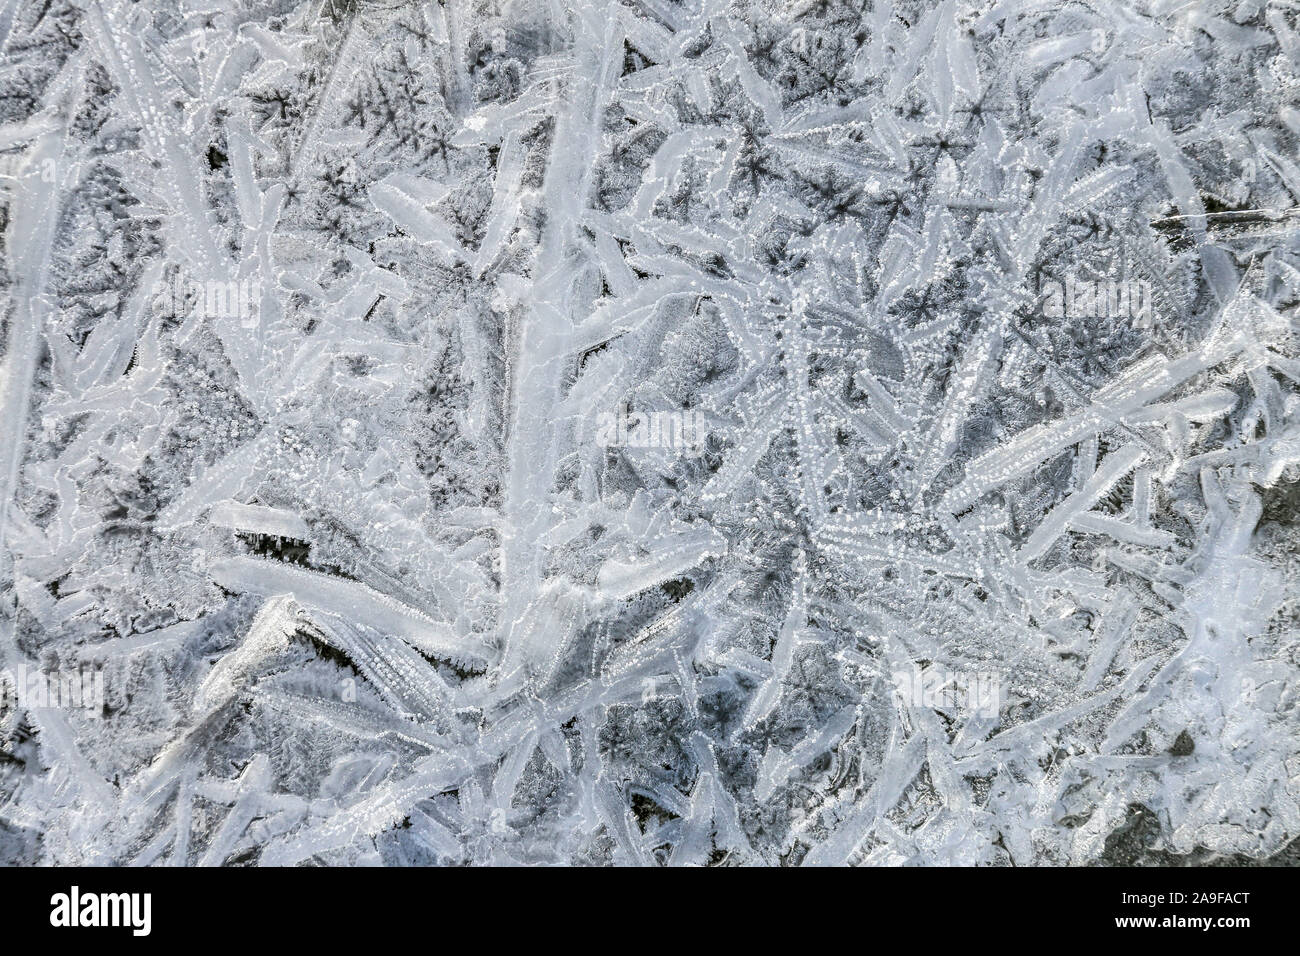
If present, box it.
[0,0,1299,866]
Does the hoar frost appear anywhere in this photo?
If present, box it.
[0,0,1298,867]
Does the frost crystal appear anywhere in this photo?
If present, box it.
[1,0,1299,867]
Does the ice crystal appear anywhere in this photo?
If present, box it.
[1,0,1299,866]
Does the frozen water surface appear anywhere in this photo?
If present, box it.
[0,0,1298,866]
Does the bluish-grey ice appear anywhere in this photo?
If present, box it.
[0,0,1298,866]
